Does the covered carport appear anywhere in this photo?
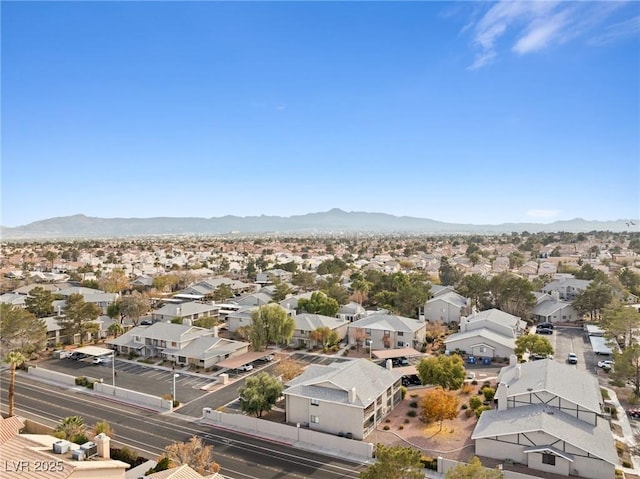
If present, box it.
[72,345,114,358]
[371,347,425,360]
[216,351,274,370]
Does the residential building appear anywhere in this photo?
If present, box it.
[284,359,403,440]
[347,313,427,350]
[151,301,220,323]
[289,313,349,348]
[472,358,617,479]
[533,292,579,324]
[423,291,469,324]
[542,277,592,301]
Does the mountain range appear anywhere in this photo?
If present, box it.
[1,209,638,239]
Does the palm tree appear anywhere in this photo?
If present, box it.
[4,351,26,416]
[54,416,86,442]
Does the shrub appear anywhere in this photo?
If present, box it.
[482,387,496,402]
[398,426,404,430]
[385,419,391,423]
[400,386,407,400]
[475,405,491,418]
[461,384,474,395]
[406,409,417,417]
[469,396,483,410]
[404,418,410,424]
[461,404,468,410]
[471,379,478,385]
[71,433,88,445]
[483,381,491,388]
[420,456,437,470]
[409,401,418,408]
[623,461,632,468]
[342,349,349,356]
[410,393,419,398]
[383,425,390,430]
[610,379,626,388]
[464,408,474,418]
[601,388,610,400]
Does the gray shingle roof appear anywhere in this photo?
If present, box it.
[445,328,516,350]
[349,313,424,333]
[285,359,402,407]
[498,360,601,413]
[472,403,618,465]
[294,313,347,331]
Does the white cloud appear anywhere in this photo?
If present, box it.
[526,209,561,219]
[466,1,634,69]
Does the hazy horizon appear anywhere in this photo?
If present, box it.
[2,2,638,227]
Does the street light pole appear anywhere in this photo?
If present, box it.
[111,352,115,387]
[173,373,179,405]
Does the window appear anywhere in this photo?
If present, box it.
[542,453,556,466]
[397,341,404,347]
[171,341,177,347]
[310,398,319,406]
[397,331,404,336]
[479,347,486,353]
[365,329,371,335]
[310,415,319,424]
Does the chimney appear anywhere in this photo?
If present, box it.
[496,382,508,411]
[348,387,357,403]
[94,433,110,459]
[386,359,393,371]
[472,307,477,318]
[551,291,560,301]
[516,365,522,380]
[459,316,467,333]
[176,306,181,316]
[213,326,219,338]
[509,354,517,366]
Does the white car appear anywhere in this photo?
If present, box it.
[598,360,614,370]
[93,356,111,365]
[238,364,254,372]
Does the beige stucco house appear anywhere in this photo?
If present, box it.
[347,313,427,350]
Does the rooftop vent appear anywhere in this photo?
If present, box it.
[53,440,70,454]
[72,450,85,461]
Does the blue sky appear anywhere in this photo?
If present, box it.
[2,1,639,227]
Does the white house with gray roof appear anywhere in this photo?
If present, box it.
[542,277,592,301]
[423,291,469,324]
[151,301,220,323]
[347,313,427,350]
[533,292,579,324]
[472,359,617,479]
[289,313,349,348]
[284,359,403,440]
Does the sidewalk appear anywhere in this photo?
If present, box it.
[601,385,640,476]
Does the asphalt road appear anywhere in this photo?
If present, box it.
[0,372,365,479]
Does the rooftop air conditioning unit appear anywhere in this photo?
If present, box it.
[80,441,97,458]
[72,449,85,461]
[53,440,70,454]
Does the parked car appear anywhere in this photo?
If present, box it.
[598,360,614,370]
[258,355,274,362]
[238,364,254,372]
[567,353,578,364]
[93,356,111,365]
[69,352,87,361]
[537,322,554,330]
[536,327,553,335]
[140,319,153,325]
[628,408,640,419]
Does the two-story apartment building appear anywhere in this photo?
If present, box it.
[472,358,618,479]
[289,313,349,348]
[347,313,427,350]
[284,359,403,440]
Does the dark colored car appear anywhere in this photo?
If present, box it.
[628,409,640,419]
[69,352,87,361]
[536,328,553,335]
[537,322,554,330]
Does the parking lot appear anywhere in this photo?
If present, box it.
[545,325,602,373]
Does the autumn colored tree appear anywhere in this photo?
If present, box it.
[99,268,130,293]
[92,419,114,438]
[360,444,423,479]
[275,358,304,381]
[420,387,459,431]
[353,327,367,352]
[118,291,151,326]
[164,435,220,475]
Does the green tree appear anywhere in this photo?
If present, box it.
[456,274,490,309]
[54,416,87,444]
[108,322,124,338]
[92,419,115,437]
[316,257,348,276]
[574,264,607,282]
[238,372,284,418]
[292,271,316,291]
[250,304,295,350]
[572,280,613,320]
[445,456,504,479]
[309,326,340,349]
[612,344,640,396]
[212,284,234,302]
[4,351,26,416]
[322,282,350,306]
[245,258,257,279]
[272,281,293,302]
[118,291,150,326]
[58,294,102,345]
[420,387,459,431]
[360,444,423,479]
[0,303,47,354]
[617,267,640,297]
[24,286,55,318]
[416,355,466,390]
[601,303,640,349]
[439,257,463,287]
[514,335,554,358]
[487,272,536,319]
[44,250,57,271]
[297,291,340,317]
